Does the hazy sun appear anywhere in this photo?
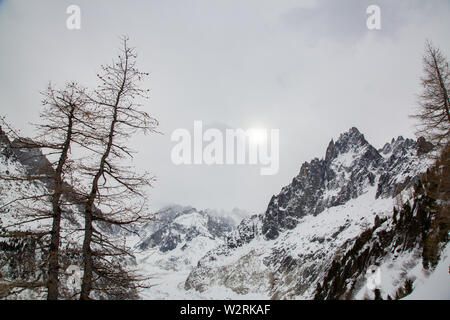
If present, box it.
[248,128,267,145]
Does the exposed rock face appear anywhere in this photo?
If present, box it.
[185,127,435,299]
[10,140,54,180]
[376,136,434,199]
[225,215,262,249]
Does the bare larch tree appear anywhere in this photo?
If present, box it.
[411,40,450,147]
[37,83,90,299]
[79,37,158,300]
[0,83,91,299]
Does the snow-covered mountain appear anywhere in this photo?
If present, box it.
[136,205,234,253]
[183,127,447,299]
[129,205,236,299]
[1,124,448,300]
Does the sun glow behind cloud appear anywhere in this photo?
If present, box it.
[248,128,267,146]
[0,1,449,212]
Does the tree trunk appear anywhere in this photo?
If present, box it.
[47,106,75,300]
[47,204,62,300]
[430,46,450,123]
[79,52,127,300]
[80,206,93,300]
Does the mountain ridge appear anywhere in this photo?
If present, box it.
[183,127,439,299]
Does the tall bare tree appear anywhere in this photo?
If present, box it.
[78,37,158,300]
[411,40,450,147]
[410,41,450,270]
[37,83,90,299]
[0,83,91,299]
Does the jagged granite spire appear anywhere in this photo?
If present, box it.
[262,127,381,240]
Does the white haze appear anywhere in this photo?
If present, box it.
[0,0,449,213]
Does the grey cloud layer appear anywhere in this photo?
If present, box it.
[0,0,449,213]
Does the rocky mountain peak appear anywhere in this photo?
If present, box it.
[379,136,410,156]
[325,127,374,163]
[262,127,383,240]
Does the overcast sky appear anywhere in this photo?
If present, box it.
[0,0,449,214]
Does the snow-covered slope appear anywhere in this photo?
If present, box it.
[404,243,450,300]
[130,205,236,299]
